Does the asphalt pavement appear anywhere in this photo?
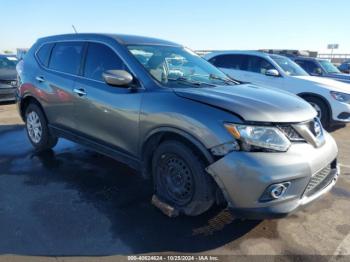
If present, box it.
[0,102,349,259]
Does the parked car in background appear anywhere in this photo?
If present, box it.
[339,60,350,74]
[205,51,350,127]
[288,56,350,84]
[17,34,339,218]
[0,54,18,102]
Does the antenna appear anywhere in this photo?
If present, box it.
[72,25,78,34]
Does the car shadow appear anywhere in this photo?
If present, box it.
[327,124,347,133]
[0,126,261,256]
[0,101,16,106]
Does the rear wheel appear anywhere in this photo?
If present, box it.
[303,96,330,128]
[152,140,215,216]
[25,103,58,151]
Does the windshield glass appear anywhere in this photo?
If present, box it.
[271,56,309,76]
[0,56,18,69]
[127,45,236,87]
[319,60,340,74]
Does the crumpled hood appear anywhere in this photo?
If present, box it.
[294,75,350,93]
[174,84,316,123]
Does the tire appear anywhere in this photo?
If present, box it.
[303,96,330,128]
[25,103,58,151]
[152,140,215,216]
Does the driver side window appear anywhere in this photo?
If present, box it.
[246,56,275,75]
[84,42,126,82]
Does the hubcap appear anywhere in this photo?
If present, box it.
[26,111,42,144]
[158,153,194,206]
[309,102,322,120]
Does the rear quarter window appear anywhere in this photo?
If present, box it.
[36,43,54,67]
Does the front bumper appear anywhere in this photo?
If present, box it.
[331,100,350,123]
[206,132,339,219]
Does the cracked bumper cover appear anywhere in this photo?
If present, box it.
[206,132,339,219]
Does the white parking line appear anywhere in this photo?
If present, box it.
[333,233,350,256]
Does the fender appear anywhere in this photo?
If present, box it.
[141,126,215,164]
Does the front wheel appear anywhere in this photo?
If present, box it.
[303,96,330,128]
[152,141,215,216]
[25,103,58,151]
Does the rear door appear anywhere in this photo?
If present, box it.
[36,41,84,130]
[73,42,143,157]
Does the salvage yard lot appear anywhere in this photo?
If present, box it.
[0,102,349,259]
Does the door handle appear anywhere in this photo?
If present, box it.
[35,76,45,83]
[73,88,87,97]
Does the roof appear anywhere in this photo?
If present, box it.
[289,56,326,62]
[204,50,286,60]
[0,54,16,57]
[37,33,182,47]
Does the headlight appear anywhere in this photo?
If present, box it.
[224,123,291,152]
[330,91,350,104]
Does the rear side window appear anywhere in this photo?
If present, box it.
[209,54,248,70]
[83,42,126,81]
[49,42,84,75]
[36,43,54,67]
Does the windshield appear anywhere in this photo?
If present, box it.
[127,45,236,87]
[271,56,309,76]
[0,56,18,70]
[319,60,340,74]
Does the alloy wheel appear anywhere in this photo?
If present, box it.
[26,111,42,144]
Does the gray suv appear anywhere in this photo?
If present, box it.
[17,34,339,218]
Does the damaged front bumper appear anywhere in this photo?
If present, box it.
[206,132,339,219]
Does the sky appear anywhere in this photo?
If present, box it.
[1,0,349,54]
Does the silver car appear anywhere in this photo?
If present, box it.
[17,34,339,218]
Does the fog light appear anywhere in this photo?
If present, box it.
[259,182,291,202]
[270,184,288,199]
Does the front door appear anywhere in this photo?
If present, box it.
[73,42,144,157]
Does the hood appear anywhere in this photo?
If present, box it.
[174,84,316,123]
[0,68,17,81]
[294,75,350,93]
[327,73,350,83]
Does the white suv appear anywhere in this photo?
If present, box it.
[205,51,350,127]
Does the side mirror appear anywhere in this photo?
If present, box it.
[265,69,280,77]
[103,70,133,87]
[314,68,323,76]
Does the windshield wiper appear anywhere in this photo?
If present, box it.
[168,77,216,87]
[209,74,240,85]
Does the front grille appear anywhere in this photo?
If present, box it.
[278,125,305,141]
[0,79,17,88]
[0,80,12,85]
[304,163,336,197]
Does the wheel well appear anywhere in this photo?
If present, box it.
[298,93,332,119]
[20,96,46,121]
[141,131,225,205]
[141,131,212,179]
